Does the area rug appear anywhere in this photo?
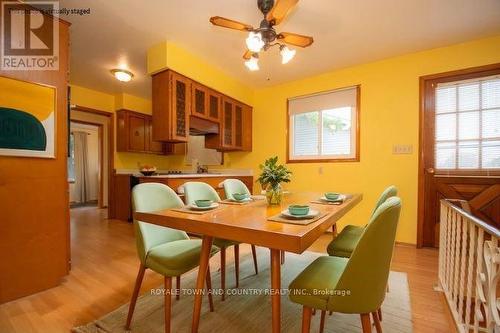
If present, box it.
[72,249,413,332]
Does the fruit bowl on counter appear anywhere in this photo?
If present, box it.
[139,165,157,176]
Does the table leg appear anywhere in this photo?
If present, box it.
[270,248,281,333]
[191,235,213,333]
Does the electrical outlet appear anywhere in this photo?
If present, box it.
[392,144,413,154]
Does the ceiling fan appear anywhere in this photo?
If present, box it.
[209,0,314,71]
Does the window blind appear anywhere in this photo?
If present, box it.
[288,86,358,161]
[435,75,500,170]
[288,86,358,116]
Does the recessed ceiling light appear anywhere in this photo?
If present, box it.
[111,69,134,82]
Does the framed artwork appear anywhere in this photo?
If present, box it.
[0,76,57,158]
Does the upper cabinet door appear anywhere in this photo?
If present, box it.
[222,98,234,148]
[146,118,165,154]
[128,113,147,152]
[234,102,243,149]
[171,72,191,142]
[191,82,208,119]
[207,90,221,123]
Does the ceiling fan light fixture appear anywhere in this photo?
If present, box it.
[280,45,296,64]
[246,31,265,53]
[111,69,134,82]
[244,55,259,71]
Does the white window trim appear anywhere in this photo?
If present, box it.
[287,86,360,162]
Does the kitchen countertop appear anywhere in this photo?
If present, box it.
[135,173,253,179]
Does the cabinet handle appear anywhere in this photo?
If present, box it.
[427,168,435,174]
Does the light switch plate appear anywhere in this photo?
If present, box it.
[393,144,413,154]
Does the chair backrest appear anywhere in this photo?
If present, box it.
[183,181,221,205]
[328,197,402,314]
[132,183,188,264]
[371,185,398,216]
[222,179,251,201]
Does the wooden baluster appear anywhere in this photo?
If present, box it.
[473,228,484,333]
[464,221,476,331]
[457,215,468,321]
[452,213,462,309]
[448,210,457,299]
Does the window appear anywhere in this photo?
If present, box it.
[67,133,75,181]
[435,75,500,170]
[288,86,359,162]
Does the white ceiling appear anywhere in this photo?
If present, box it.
[61,0,500,99]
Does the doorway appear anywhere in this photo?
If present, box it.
[418,63,500,248]
[69,105,114,215]
[69,121,102,207]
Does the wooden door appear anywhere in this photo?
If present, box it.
[222,98,235,149]
[128,113,146,152]
[207,90,221,122]
[418,64,500,248]
[0,10,70,303]
[191,82,208,119]
[170,72,191,142]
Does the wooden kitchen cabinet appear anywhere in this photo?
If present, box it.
[207,89,221,122]
[117,109,178,155]
[152,70,191,142]
[206,97,252,151]
[191,83,221,123]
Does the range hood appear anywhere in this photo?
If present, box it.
[189,116,219,136]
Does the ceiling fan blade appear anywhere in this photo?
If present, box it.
[243,50,253,60]
[209,16,253,31]
[266,0,299,25]
[277,32,314,47]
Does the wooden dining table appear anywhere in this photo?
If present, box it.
[134,192,362,333]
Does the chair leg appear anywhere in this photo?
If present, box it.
[319,310,326,333]
[280,250,285,265]
[371,311,382,333]
[234,244,240,288]
[125,264,146,330]
[301,306,313,333]
[328,311,333,316]
[360,313,372,333]
[164,276,172,333]
[251,245,259,274]
[176,275,181,300]
[206,265,214,312]
[220,247,226,301]
[312,308,316,315]
[377,308,382,321]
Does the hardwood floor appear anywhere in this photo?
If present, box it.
[0,207,455,333]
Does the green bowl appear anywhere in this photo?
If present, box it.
[325,192,340,201]
[288,205,310,216]
[195,199,213,207]
[233,193,250,201]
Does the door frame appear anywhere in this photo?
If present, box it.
[70,119,104,207]
[70,105,115,215]
[417,63,500,247]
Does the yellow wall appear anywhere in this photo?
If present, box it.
[72,35,500,244]
[228,35,500,244]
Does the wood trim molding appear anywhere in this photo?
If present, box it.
[70,105,115,214]
[286,85,360,163]
[417,62,500,248]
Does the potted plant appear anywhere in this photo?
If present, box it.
[257,156,292,205]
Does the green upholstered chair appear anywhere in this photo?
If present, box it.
[326,186,398,258]
[126,183,219,333]
[221,178,252,201]
[183,181,259,301]
[289,197,402,333]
